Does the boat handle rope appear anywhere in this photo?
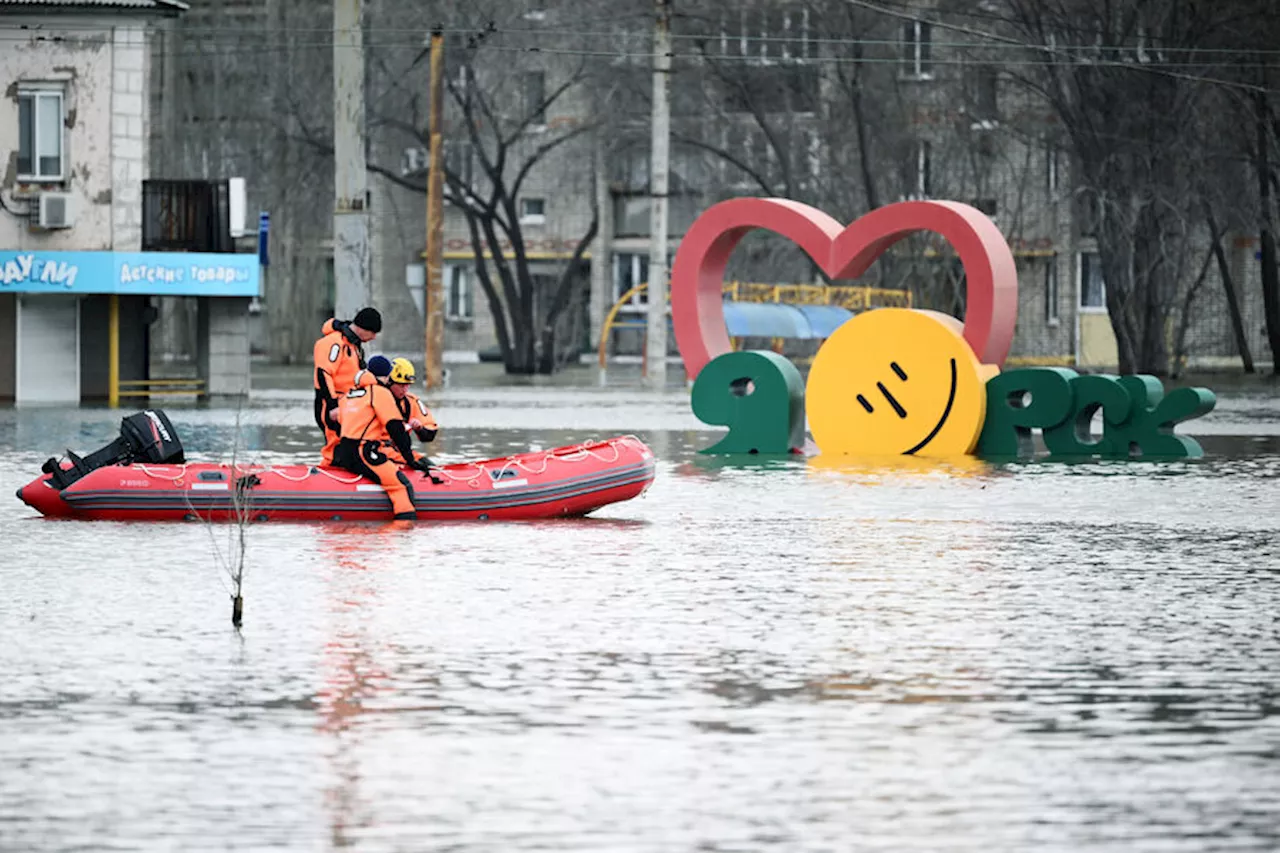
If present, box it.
[134,435,649,489]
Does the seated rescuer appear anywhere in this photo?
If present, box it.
[334,359,434,521]
[313,306,382,467]
[352,354,392,391]
[389,357,439,452]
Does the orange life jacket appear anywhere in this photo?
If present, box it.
[338,383,403,445]
[313,318,367,398]
[399,391,438,432]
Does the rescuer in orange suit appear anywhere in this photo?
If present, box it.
[352,355,392,392]
[333,358,434,521]
[382,357,439,465]
[313,307,381,467]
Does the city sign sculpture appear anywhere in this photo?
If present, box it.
[674,198,1216,460]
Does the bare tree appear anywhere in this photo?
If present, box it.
[993,0,1253,375]
[284,2,617,373]
[151,0,335,364]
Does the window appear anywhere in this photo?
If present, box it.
[727,7,747,56]
[717,4,816,64]
[782,7,816,62]
[324,257,335,315]
[970,65,999,121]
[1079,251,1106,309]
[522,71,546,126]
[1077,192,1101,238]
[613,252,649,308]
[901,20,933,78]
[445,140,475,191]
[445,264,474,319]
[17,87,65,181]
[804,127,821,186]
[1045,256,1060,325]
[1046,146,1059,193]
[520,197,546,224]
[908,140,931,198]
[613,196,651,237]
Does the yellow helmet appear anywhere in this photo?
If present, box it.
[388,357,416,385]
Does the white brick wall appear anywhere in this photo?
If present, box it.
[111,25,148,251]
[0,22,115,251]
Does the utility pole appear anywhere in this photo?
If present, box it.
[644,0,672,389]
[425,28,446,389]
[333,0,372,321]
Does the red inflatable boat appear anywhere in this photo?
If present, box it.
[15,410,656,522]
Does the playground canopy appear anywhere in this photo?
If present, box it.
[720,301,856,339]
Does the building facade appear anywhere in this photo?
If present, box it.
[146,0,1273,376]
[0,0,261,405]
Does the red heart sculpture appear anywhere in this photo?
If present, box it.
[670,198,1019,379]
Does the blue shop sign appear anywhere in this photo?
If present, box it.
[0,250,261,297]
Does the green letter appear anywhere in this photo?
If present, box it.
[691,350,806,454]
[1043,374,1132,457]
[1102,375,1216,459]
[976,367,1078,458]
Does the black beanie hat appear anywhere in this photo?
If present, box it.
[353,307,382,333]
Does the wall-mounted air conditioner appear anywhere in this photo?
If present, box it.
[36,192,75,229]
[229,177,247,237]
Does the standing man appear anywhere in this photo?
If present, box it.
[313,306,382,467]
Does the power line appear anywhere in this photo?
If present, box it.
[5,20,1280,56]
[0,33,1269,74]
[840,0,1270,94]
[72,42,1280,92]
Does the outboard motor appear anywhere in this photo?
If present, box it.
[42,409,186,491]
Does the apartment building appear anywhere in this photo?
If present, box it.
[146,0,1272,373]
[1,0,260,404]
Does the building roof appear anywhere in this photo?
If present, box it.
[0,0,188,15]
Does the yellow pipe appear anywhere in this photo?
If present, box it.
[597,282,649,369]
[108,294,119,408]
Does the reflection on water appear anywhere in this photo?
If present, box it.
[807,452,995,480]
[1,390,1279,852]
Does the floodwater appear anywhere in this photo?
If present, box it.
[2,365,1279,852]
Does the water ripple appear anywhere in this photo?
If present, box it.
[1,399,1279,851]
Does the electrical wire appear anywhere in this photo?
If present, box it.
[839,0,1270,94]
[3,20,1280,56]
[1,37,1265,82]
[0,6,1275,93]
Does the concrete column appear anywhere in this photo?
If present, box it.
[111,24,147,251]
[0,294,15,400]
[196,297,252,398]
[644,0,673,388]
[333,0,372,319]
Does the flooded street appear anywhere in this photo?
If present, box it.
[2,366,1279,852]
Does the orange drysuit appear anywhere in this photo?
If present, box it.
[334,384,427,520]
[313,318,368,467]
[382,392,439,465]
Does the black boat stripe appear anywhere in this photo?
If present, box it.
[69,471,655,512]
[62,472,656,515]
[64,463,655,509]
[64,461,655,505]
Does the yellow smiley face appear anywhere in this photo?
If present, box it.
[805,308,998,457]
